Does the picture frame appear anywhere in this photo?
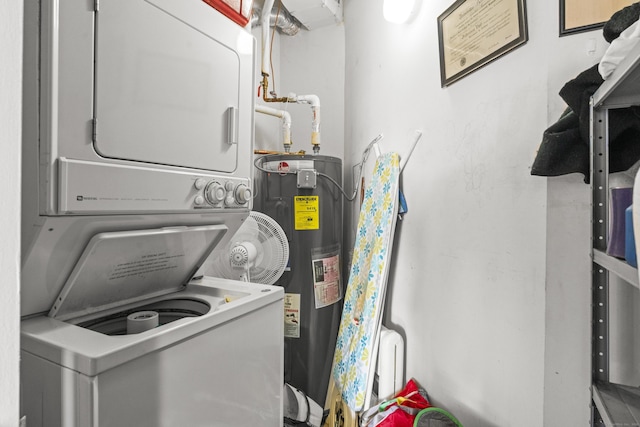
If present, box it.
[437,0,528,87]
[560,0,635,36]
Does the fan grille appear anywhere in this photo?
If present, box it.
[209,211,289,285]
[250,211,289,284]
[230,245,249,267]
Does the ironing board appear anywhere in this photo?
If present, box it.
[324,152,401,426]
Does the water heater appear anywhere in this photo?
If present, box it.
[254,154,343,405]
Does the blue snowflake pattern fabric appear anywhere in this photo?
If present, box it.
[331,152,400,411]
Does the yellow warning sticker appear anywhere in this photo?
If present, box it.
[294,196,319,230]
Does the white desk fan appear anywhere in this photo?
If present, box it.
[210,211,289,285]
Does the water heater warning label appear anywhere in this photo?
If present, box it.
[284,293,300,338]
[312,253,342,308]
[294,196,319,230]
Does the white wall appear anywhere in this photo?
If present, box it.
[544,175,591,426]
[340,1,606,424]
[276,1,614,425]
[345,3,546,424]
[0,1,23,426]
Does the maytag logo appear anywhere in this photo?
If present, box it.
[77,196,83,201]
[77,196,97,201]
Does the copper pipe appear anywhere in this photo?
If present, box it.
[261,74,292,103]
[254,149,307,155]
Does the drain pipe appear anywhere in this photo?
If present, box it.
[255,104,292,152]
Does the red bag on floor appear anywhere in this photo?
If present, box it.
[360,379,431,427]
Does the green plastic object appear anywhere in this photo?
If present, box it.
[413,407,463,427]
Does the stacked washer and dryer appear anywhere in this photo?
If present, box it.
[20,1,284,426]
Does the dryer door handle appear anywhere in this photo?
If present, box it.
[226,106,238,145]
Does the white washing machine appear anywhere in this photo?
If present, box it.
[21,225,284,426]
[20,0,283,425]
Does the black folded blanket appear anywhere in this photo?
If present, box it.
[531,65,640,183]
[531,3,640,183]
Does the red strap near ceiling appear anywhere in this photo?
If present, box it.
[202,0,250,27]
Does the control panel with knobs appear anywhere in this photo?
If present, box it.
[192,177,251,209]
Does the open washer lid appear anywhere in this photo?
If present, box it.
[49,224,227,322]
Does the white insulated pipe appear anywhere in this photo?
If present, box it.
[293,94,320,109]
[255,104,292,151]
[290,94,321,152]
[261,0,275,76]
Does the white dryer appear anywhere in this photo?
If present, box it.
[20,1,283,426]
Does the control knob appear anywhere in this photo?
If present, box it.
[194,178,207,190]
[204,181,225,205]
[235,184,252,205]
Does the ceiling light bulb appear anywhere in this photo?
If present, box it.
[383,0,416,24]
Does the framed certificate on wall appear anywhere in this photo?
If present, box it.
[560,0,635,36]
[437,0,528,87]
